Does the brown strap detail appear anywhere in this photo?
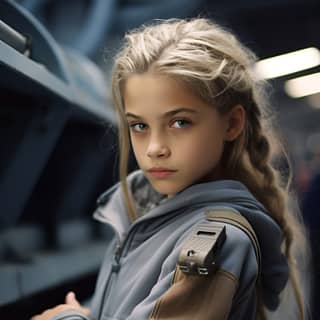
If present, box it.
[206,209,254,236]
[150,269,238,320]
[206,209,261,279]
[149,208,261,320]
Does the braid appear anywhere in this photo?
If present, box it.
[243,100,305,320]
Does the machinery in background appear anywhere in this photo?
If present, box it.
[0,1,118,318]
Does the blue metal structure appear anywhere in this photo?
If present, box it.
[0,1,117,317]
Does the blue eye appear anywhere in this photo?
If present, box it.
[171,119,191,128]
[129,123,147,132]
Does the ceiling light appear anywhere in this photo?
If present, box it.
[254,47,320,80]
[284,72,320,98]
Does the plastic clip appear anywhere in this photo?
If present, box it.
[178,224,226,276]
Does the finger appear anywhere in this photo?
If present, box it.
[65,291,80,307]
[65,292,90,316]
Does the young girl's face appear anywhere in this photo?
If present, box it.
[123,72,231,197]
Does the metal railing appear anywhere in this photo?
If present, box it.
[0,19,31,56]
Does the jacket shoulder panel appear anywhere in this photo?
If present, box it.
[176,208,260,286]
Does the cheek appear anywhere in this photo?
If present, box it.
[185,130,225,164]
[130,136,145,160]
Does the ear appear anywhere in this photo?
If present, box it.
[225,104,246,141]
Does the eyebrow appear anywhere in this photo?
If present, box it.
[125,107,198,119]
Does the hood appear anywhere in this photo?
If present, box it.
[94,170,289,311]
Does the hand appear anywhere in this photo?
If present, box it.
[31,291,90,320]
[65,291,90,316]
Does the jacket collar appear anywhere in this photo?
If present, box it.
[93,170,270,238]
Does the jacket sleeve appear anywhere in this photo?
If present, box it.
[127,221,259,320]
[48,310,92,320]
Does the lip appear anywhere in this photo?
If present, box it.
[147,168,177,178]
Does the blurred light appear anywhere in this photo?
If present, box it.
[284,72,320,98]
[254,47,320,80]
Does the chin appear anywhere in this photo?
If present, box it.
[150,181,186,197]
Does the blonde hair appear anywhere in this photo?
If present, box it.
[110,18,309,319]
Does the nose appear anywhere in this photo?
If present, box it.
[146,135,170,159]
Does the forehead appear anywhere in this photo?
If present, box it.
[123,72,214,115]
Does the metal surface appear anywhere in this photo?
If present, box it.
[0,19,30,55]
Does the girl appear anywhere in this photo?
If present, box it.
[32,18,309,320]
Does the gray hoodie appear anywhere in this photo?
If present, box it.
[52,170,288,320]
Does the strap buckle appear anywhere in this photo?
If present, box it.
[178,224,226,276]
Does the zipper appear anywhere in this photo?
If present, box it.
[206,210,262,281]
[97,224,140,319]
[97,242,122,319]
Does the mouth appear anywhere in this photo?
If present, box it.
[147,168,177,178]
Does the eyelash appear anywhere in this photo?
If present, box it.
[129,123,148,132]
[128,118,192,133]
[170,118,192,128]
